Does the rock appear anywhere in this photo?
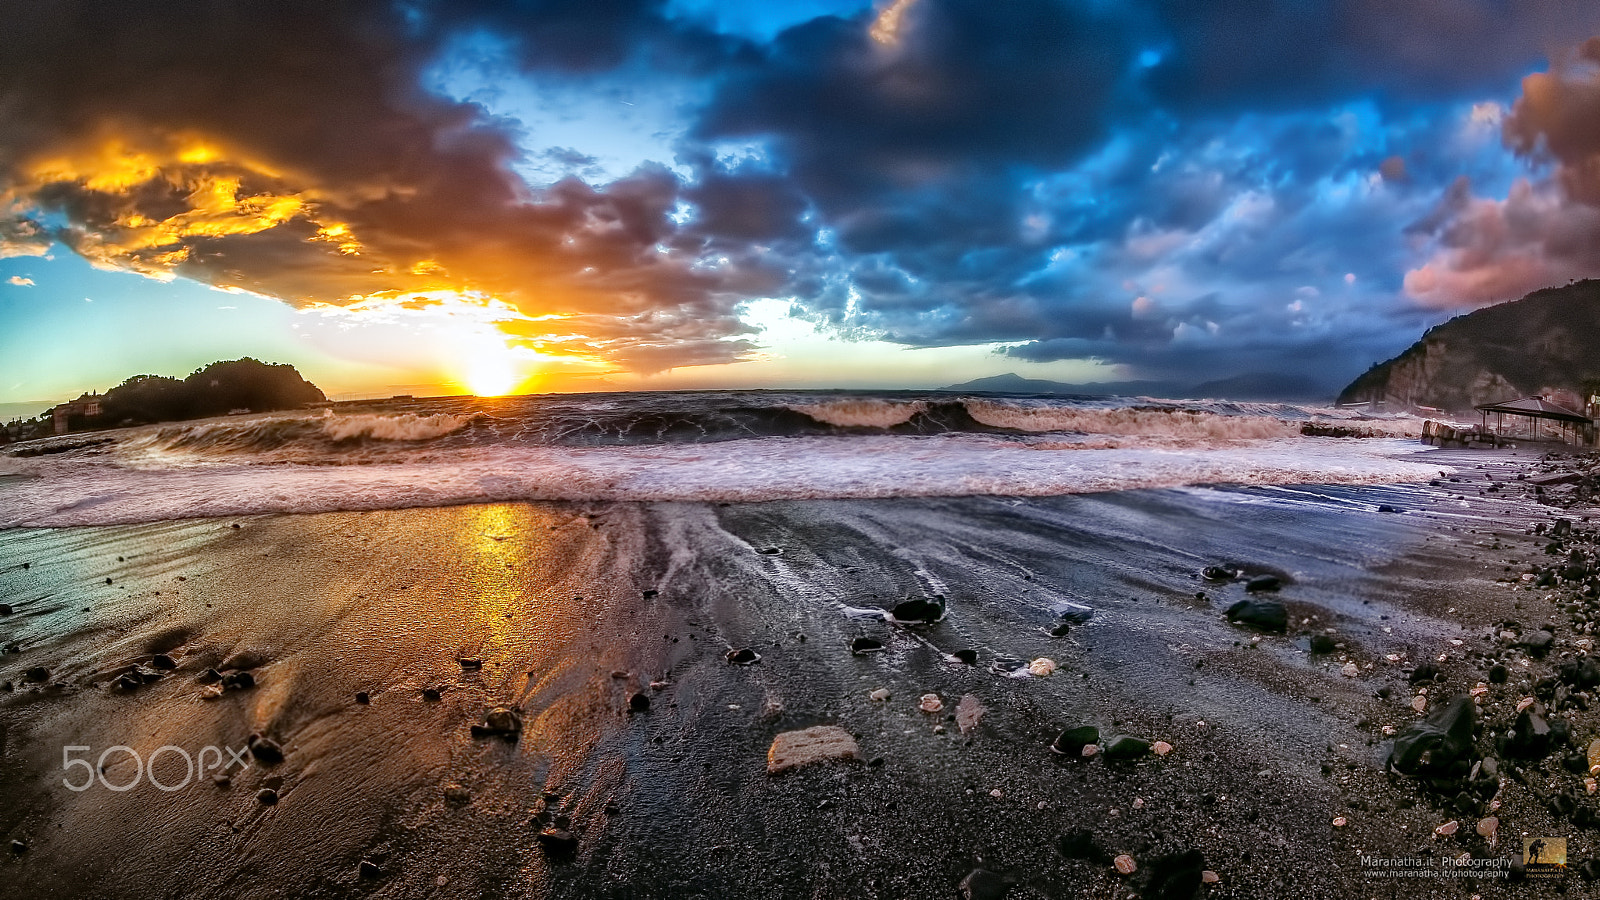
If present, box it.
[951,648,978,665]
[248,735,284,765]
[197,667,222,683]
[472,707,523,738]
[256,788,278,805]
[1341,662,1359,677]
[1201,565,1233,581]
[1522,630,1556,656]
[23,666,48,682]
[457,657,483,670]
[1588,738,1600,776]
[767,726,861,774]
[10,840,25,853]
[1378,504,1400,513]
[0,604,12,616]
[870,688,891,701]
[220,649,266,670]
[1489,664,1509,684]
[1052,601,1095,624]
[1505,704,1553,759]
[628,692,650,712]
[112,673,142,692]
[1152,741,1174,756]
[958,869,1015,900]
[149,653,177,670]
[444,784,472,804]
[1309,634,1337,654]
[1245,574,1282,592]
[1202,871,1221,884]
[1387,695,1476,777]
[989,656,1026,675]
[1059,828,1110,862]
[1559,657,1600,689]
[919,693,944,713]
[1104,736,1152,760]
[1477,816,1498,838]
[1028,658,1057,677]
[1048,622,1073,638]
[726,648,760,665]
[220,670,255,690]
[1114,854,1137,875]
[1435,820,1459,836]
[956,695,986,734]
[1052,726,1099,756]
[537,827,578,854]
[1143,849,1206,900]
[1409,663,1440,684]
[890,597,945,624]
[354,691,369,704]
[1224,599,1287,633]
[421,687,442,701]
[359,860,383,879]
[850,637,884,654]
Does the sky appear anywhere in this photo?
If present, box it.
[6,0,1600,410]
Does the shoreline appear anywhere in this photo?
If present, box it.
[3,449,1600,897]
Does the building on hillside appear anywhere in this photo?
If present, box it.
[52,394,103,435]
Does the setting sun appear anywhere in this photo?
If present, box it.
[463,354,519,396]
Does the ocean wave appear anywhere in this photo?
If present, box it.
[0,434,1450,527]
[788,399,929,428]
[319,413,472,442]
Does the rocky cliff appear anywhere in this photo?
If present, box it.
[1338,280,1600,412]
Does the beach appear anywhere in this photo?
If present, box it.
[5,441,1599,898]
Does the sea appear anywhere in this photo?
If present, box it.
[0,390,1453,528]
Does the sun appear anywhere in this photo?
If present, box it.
[464,355,519,397]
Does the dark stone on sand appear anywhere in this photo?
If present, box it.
[1058,828,1111,863]
[1409,663,1440,684]
[1143,849,1207,900]
[421,687,442,701]
[149,653,177,670]
[1052,726,1099,755]
[1581,858,1600,881]
[221,650,266,670]
[354,691,369,704]
[850,637,884,654]
[1244,574,1282,592]
[990,656,1026,675]
[1309,634,1336,654]
[474,707,523,737]
[642,589,658,599]
[359,860,383,879]
[248,735,284,765]
[23,666,48,682]
[1104,736,1152,760]
[221,670,255,690]
[1560,658,1600,689]
[1388,696,1476,777]
[1378,505,1400,513]
[1505,705,1554,759]
[758,547,782,555]
[1201,566,1233,582]
[113,673,142,692]
[10,840,26,853]
[629,691,650,712]
[256,788,279,805]
[1523,630,1555,656]
[726,648,760,665]
[1489,664,1509,684]
[890,597,945,624]
[457,657,483,670]
[958,869,1014,900]
[1052,601,1095,624]
[0,604,11,615]
[105,578,112,585]
[537,827,578,854]
[952,648,978,665]
[1550,792,1578,817]
[197,667,222,683]
[1049,622,1072,638]
[1224,599,1288,633]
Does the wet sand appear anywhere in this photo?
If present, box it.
[2,449,1598,898]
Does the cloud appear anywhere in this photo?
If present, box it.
[7,276,35,286]
[1404,45,1600,308]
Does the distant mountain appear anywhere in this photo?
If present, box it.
[1337,280,1600,412]
[942,372,1329,402]
[52,358,325,433]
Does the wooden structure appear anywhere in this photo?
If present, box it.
[1474,396,1593,445]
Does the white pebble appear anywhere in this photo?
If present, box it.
[919,693,943,713]
[989,789,1002,798]
[1113,854,1136,875]
[1435,820,1458,836]
[1341,663,1359,677]
[1201,870,1221,884]
[1028,657,1057,677]
[1411,696,1427,713]
[1332,816,1347,827]
[1152,740,1173,756]
[870,688,890,702]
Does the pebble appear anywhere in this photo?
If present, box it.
[1132,798,1145,809]
[256,788,279,805]
[0,604,15,616]
[1477,817,1498,838]
[919,693,944,713]
[1052,726,1099,755]
[1081,744,1100,758]
[1411,696,1427,713]
[850,637,884,654]
[1103,736,1151,760]
[1202,870,1221,884]
[444,785,472,804]
[247,735,284,765]
[951,648,978,665]
[359,860,383,879]
[221,670,256,691]
[1340,663,1359,677]
[870,688,891,701]
[10,840,26,853]
[149,654,177,670]
[1332,816,1347,827]
[1027,658,1057,677]
[354,691,369,704]
[1152,740,1173,756]
[628,691,650,711]
[767,726,861,774]
[957,869,1014,900]
[421,687,442,701]
[458,657,483,670]
[23,666,49,682]
[537,827,578,854]
[726,648,760,665]
[1113,854,1137,875]
[1309,634,1337,654]
[955,694,985,734]
[1435,820,1459,836]
[890,597,945,624]
[474,707,523,737]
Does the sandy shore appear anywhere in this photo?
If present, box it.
[3,448,1600,898]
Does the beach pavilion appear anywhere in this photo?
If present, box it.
[1474,395,1594,445]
